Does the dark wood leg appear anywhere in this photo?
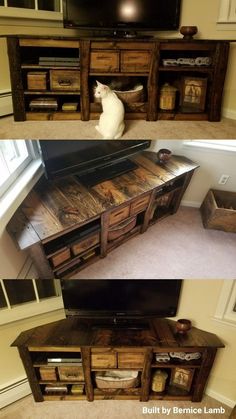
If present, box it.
[28,243,54,279]
[81,347,94,401]
[192,348,217,402]
[18,347,43,402]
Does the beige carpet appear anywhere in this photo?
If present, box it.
[1,394,231,419]
[71,207,236,280]
[0,115,236,139]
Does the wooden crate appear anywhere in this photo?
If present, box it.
[27,72,47,90]
[39,366,57,381]
[200,189,236,233]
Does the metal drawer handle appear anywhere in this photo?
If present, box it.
[58,79,72,86]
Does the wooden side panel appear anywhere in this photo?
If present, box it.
[7,37,25,121]
[147,41,160,121]
[140,348,153,402]
[18,347,43,402]
[81,347,94,402]
[192,348,217,402]
[6,209,40,250]
[28,243,54,279]
[80,39,91,121]
[209,42,229,121]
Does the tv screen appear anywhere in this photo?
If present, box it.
[63,0,181,31]
[60,279,182,320]
[39,140,150,184]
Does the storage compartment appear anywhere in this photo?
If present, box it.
[50,248,71,268]
[71,231,100,256]
[39,366,57,381]
[108,216,137,242]
[118,352,145,369]
[200,189,236,233]
[130,194,151,215]
[108,205,130,226]
[95,370,139,389]
[90,51,119,72]
[120,51,151,72]
[58,366,84,382]
[27,71,47,90]
[91,352,117,369]
[50,70,80,91]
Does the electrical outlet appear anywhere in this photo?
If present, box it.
[218,174,230,185]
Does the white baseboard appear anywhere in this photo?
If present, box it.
[222,107,236,120]
[0,377,31,409]
[0,90,13,117]
[205,388,235,408]
[181,200,201,208]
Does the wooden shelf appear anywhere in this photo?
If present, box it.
[25,112,81,121]
[159,66,213,73]
[11,317,225,403]
[151,363,201,369]
[7,36,230,122]
[24,91,80,95]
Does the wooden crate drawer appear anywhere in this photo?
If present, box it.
[118,352,145,368]
[108,205,130,226]
[50,70,80,91]
[58,366,84,382]
[120,51,151,72]
[27,71,47,90]
[108,216,137,242]
[71,232,100,256]
[39,366,57,381]
[130,194,151,215]
[90,51,119,72]
[50,248,71,267]
[91,353,117,368]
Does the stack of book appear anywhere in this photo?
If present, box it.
[39,56,80,67]
[29,97,58,111]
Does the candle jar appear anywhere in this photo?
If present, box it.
[159,83,177,110]
[151,369,168,392]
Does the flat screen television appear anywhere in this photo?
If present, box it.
[63,0,182,33]
[60,280,182,325]
[39,140,150,186]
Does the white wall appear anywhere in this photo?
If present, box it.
[151,140,236,207]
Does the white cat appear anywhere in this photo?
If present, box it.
[94,81,125,139]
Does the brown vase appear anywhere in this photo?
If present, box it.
[176,319,192,334]
[157,148,172,164]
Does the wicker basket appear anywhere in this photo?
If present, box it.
[95,370,139,389]
[113,85,144,104]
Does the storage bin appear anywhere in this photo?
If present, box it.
[200,189,236,233]
[95,370,139,389]
[58,366,84,381]
[27,71,47,90]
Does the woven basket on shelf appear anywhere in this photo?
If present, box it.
[95,370,139,389]
[113,85,144,104]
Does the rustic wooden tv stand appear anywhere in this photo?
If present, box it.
[7,151,199,279]
[7,35,230,122]
[12,317,224,402]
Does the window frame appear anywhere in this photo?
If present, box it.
[0,279,63,325]
[0,140,37,199]
[0,0,63,22]
[213,280,236,328]
[183,140,236,154]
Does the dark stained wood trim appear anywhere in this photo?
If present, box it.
[140,348,153,401]
[81,347,94,401]
[28,243,54,279]
[80,39,91,121]
[18,347,44,402]
[192,348,217,402]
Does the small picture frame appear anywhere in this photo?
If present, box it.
[170,367,194,392]
[180,77,207,112]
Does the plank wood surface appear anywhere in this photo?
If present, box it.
[7,152,198,250]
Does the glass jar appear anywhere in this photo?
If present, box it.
[151,369,168,392]
[159,83,177,110]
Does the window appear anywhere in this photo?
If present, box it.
[183,140,236,152]
[214,280,236,327]
[0,0,62,20]
[0,140,38,199]
[0,279,63,325]
[218,0,236,23]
